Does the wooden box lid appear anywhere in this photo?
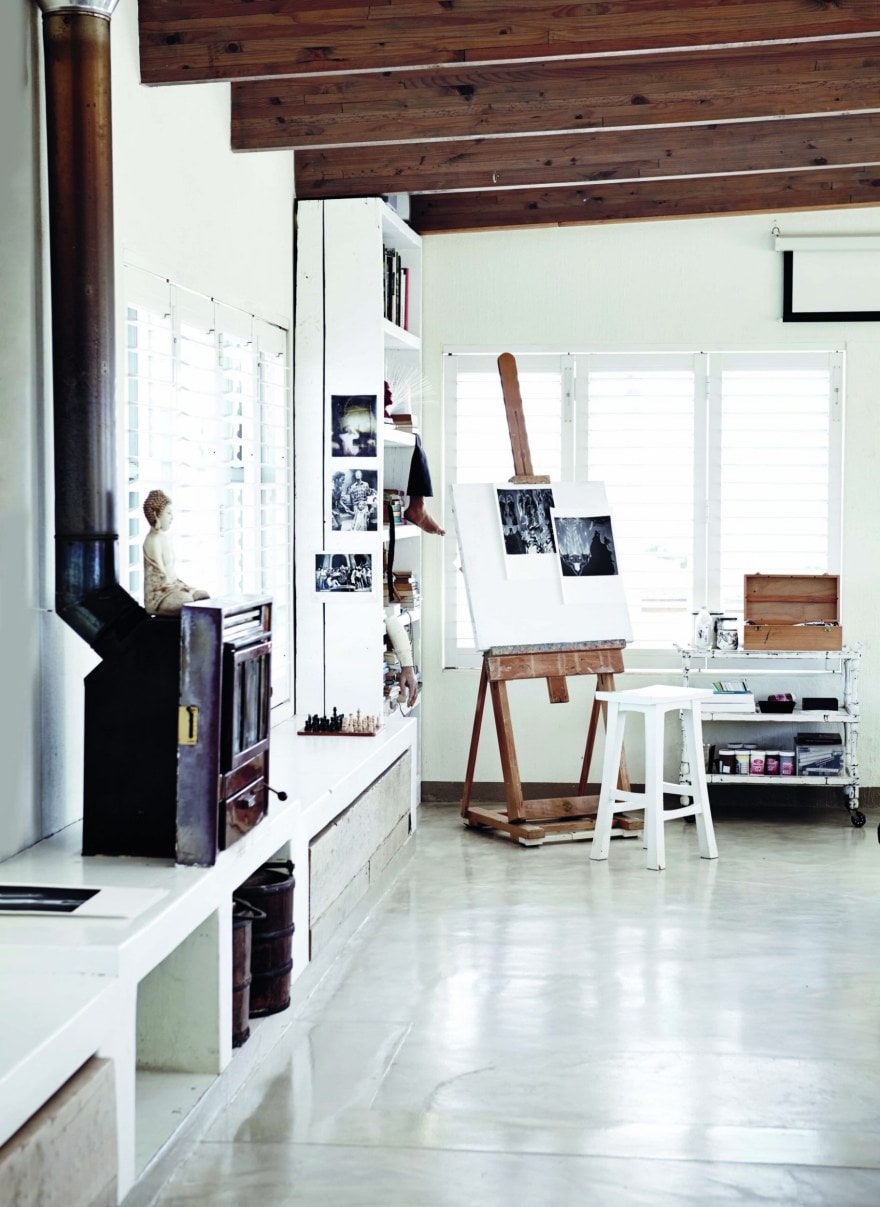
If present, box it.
[744,573,839,626]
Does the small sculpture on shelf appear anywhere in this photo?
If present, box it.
[142,489,210,615]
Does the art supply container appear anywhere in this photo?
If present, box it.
[749,750,766,775]
[716,618,739,652]
[693,605,713,650]
[717,749,736,775]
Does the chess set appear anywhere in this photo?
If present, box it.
[298,708,381,737]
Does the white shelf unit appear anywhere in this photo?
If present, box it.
[382,454,423,692]
[380,205,423,721]
[678,645,863,824]
[294,197,421,722]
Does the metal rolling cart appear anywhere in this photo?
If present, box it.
[678,644,863,826]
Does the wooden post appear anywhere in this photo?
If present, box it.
[497,352,551,485]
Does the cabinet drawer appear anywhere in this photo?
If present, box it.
[221,777,267,850]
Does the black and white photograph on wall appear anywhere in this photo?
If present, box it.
[331,468,379,532]
[331,394,378,458]
[315,553,374,594]
[553,515,619,577]
[497,487,557,556]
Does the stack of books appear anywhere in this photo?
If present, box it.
[390,570,419,608]
[383,490,405,525]
[703,680,756,712]
[383,246,410,329]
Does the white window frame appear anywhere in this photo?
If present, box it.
[443,348,844,670]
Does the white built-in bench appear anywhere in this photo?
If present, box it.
[0,713,418,1202]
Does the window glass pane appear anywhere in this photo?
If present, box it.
[445,350,840,662]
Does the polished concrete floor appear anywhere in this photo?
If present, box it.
[155,802,880,1205]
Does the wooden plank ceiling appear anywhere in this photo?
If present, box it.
[138,1,880,234]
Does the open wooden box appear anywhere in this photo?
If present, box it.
[744,573,842,650]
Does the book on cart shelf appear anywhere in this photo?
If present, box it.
[703,682,756,712]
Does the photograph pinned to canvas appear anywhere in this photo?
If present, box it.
[315,552,374,594]
[552,511,620,600]
[330,394,378,458]
[496,485,557,580]
[450,480,632,648]
[331,467,379,532]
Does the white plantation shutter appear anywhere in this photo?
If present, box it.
[580,356,697,648]
[711,353,842,615]
[445,349,842,665]
[123,272,293,705]
[449,354,564,484]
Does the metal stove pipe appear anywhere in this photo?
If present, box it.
[37,0,143,655]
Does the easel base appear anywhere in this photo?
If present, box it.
[463,804,642,847]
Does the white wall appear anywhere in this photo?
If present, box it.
[418,211,880,789]
[0,6,42,856]
[0,0,293,860]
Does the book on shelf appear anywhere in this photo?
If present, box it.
[382,245,407,328]
[387,570,420,608]
[702,682,756,712]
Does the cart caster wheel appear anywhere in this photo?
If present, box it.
[850,810,866,828]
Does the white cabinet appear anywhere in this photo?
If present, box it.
[294,197,422,723]
[679,645,863,825]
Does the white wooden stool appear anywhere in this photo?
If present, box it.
[590,685,718,871]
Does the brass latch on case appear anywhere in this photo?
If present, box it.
[178,705,199,745]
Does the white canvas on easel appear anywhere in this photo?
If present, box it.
[450,481,632,649]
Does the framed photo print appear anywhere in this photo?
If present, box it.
[331,467,379,532]
[330,394,378,458]
[315,552,374,594]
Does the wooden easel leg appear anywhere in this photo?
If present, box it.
[578,696,602,796]
[461,662,489,818]
[578,673,631,794]
[489,678,525,820]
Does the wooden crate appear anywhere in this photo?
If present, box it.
[743,573,842,650]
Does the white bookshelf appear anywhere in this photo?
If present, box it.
[294,197,424,724]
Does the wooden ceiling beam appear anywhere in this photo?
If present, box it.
[232,39,880,151]
[407,166,880,233]
[138,0,880,84]
[294,112,880,198]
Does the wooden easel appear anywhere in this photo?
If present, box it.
[460,353,637,845]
